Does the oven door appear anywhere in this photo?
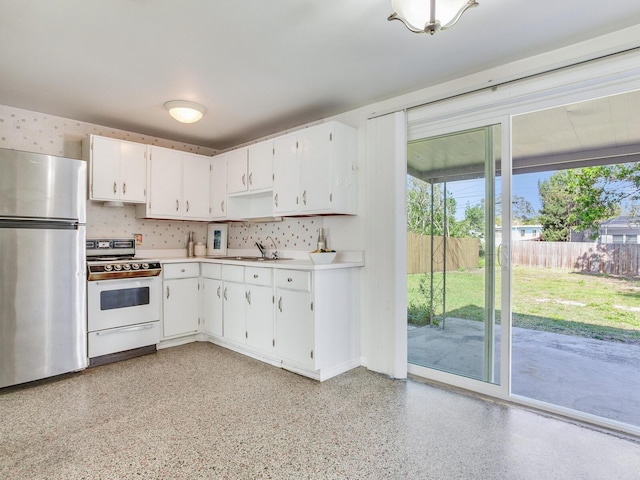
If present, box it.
[87,277,160,332]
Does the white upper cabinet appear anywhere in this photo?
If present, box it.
[182,152,211,219]
[247,139,274,192]
[273,121,357,216]
[84,135,147,203]
[136,145,211,220]
[210,153,228,220]
[272,133,299,214]
[226,147,249,194]
[226,141,273,195]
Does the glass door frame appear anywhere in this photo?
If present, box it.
[403,50,640,436]
[406,114,513,400]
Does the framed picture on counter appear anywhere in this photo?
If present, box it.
[206,223,228,256]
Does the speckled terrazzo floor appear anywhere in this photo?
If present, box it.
[1,342,639,480]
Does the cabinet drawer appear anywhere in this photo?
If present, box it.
[163,262,199,279]
[245,267,272,286]
[222,264,244,282]
[88,321,160,358]
[275,269,311,291]
[202,262,222,279]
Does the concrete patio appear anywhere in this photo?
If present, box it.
[408,318,640,427]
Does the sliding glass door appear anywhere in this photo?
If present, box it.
[407,124,503,384]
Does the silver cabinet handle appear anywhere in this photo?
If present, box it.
[186,200,190,212]
[274,193,278,207]
[223,287,227,300]
[113,181,117,194]
[278,296,282,312]
[242,173,246,186]
[176,199,179,211]
[246,290,251,305]
[253,274,258,279]
[248,172,253,186]
[303,190,307,205]
[166,286,170,299]
[287,277,293,282]
[217,285,221,298]
[221,200,225,212]
[123,182,127,195]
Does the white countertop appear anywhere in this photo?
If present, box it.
[135,248,364,271]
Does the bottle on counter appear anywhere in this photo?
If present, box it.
[316,228,326,251]
[187,231,195,257]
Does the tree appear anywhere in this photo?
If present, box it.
[567,163,635,236]
[407,177,458,236]
[538,170,577,241]
[512,194,536,225]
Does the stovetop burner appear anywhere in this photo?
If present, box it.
[86,238,161,280]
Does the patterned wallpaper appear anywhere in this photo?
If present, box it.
[0,104,321,250]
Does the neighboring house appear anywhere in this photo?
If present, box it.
[495,224,542,245]
[598,215,640,244]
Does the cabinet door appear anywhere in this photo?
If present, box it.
[246,284,274,355]
[273,134,300,214]
[226,148,249,194]
[149,147,183,217]
[247,140,273,191]
[299,123,332,213]
[223,281,246,344]
[276,289,314,368]
[90,136,121,201]
[163,278,200,338]
[203,277,223,337]
[119,140,147,203]
[210,154,227,219]
[182,153,211,219]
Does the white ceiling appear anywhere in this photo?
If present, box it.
[2,1,640,150]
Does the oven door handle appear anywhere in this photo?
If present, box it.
[96,324,155,335]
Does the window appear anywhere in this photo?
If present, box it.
[613,235,624,244]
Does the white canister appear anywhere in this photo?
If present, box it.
[194,242,206,257]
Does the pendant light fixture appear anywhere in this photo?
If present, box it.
[388,0,478,35]
[164,100,206,123]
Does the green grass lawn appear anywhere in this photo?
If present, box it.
[408,265,640,344]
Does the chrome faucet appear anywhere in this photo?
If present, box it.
[265,236,279,259]
[255,242,267,259]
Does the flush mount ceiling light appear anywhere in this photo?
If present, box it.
[164,100,206,123]
[388,0,478,35]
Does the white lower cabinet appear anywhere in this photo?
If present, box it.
[223,279,246,344]
[245,267,274,356]
[202,276,223,337]
[164,260,360,381]
[275,270,314,369]
[162,263,200,339]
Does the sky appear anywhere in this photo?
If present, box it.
[442,171,552,221]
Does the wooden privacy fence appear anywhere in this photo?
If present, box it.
[407,233,479,274]
[511,241,640,277]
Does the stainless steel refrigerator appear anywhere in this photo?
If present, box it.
[0,148,87,388]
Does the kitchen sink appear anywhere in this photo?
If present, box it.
[212,256,293,262]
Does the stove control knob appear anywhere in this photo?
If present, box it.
[104,264,113,272]
[142,263,149,269]
[123,264,131,270]
[131,263,140,270]
[114,264,122,271]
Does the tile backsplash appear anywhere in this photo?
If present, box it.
[0,104,323,251]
